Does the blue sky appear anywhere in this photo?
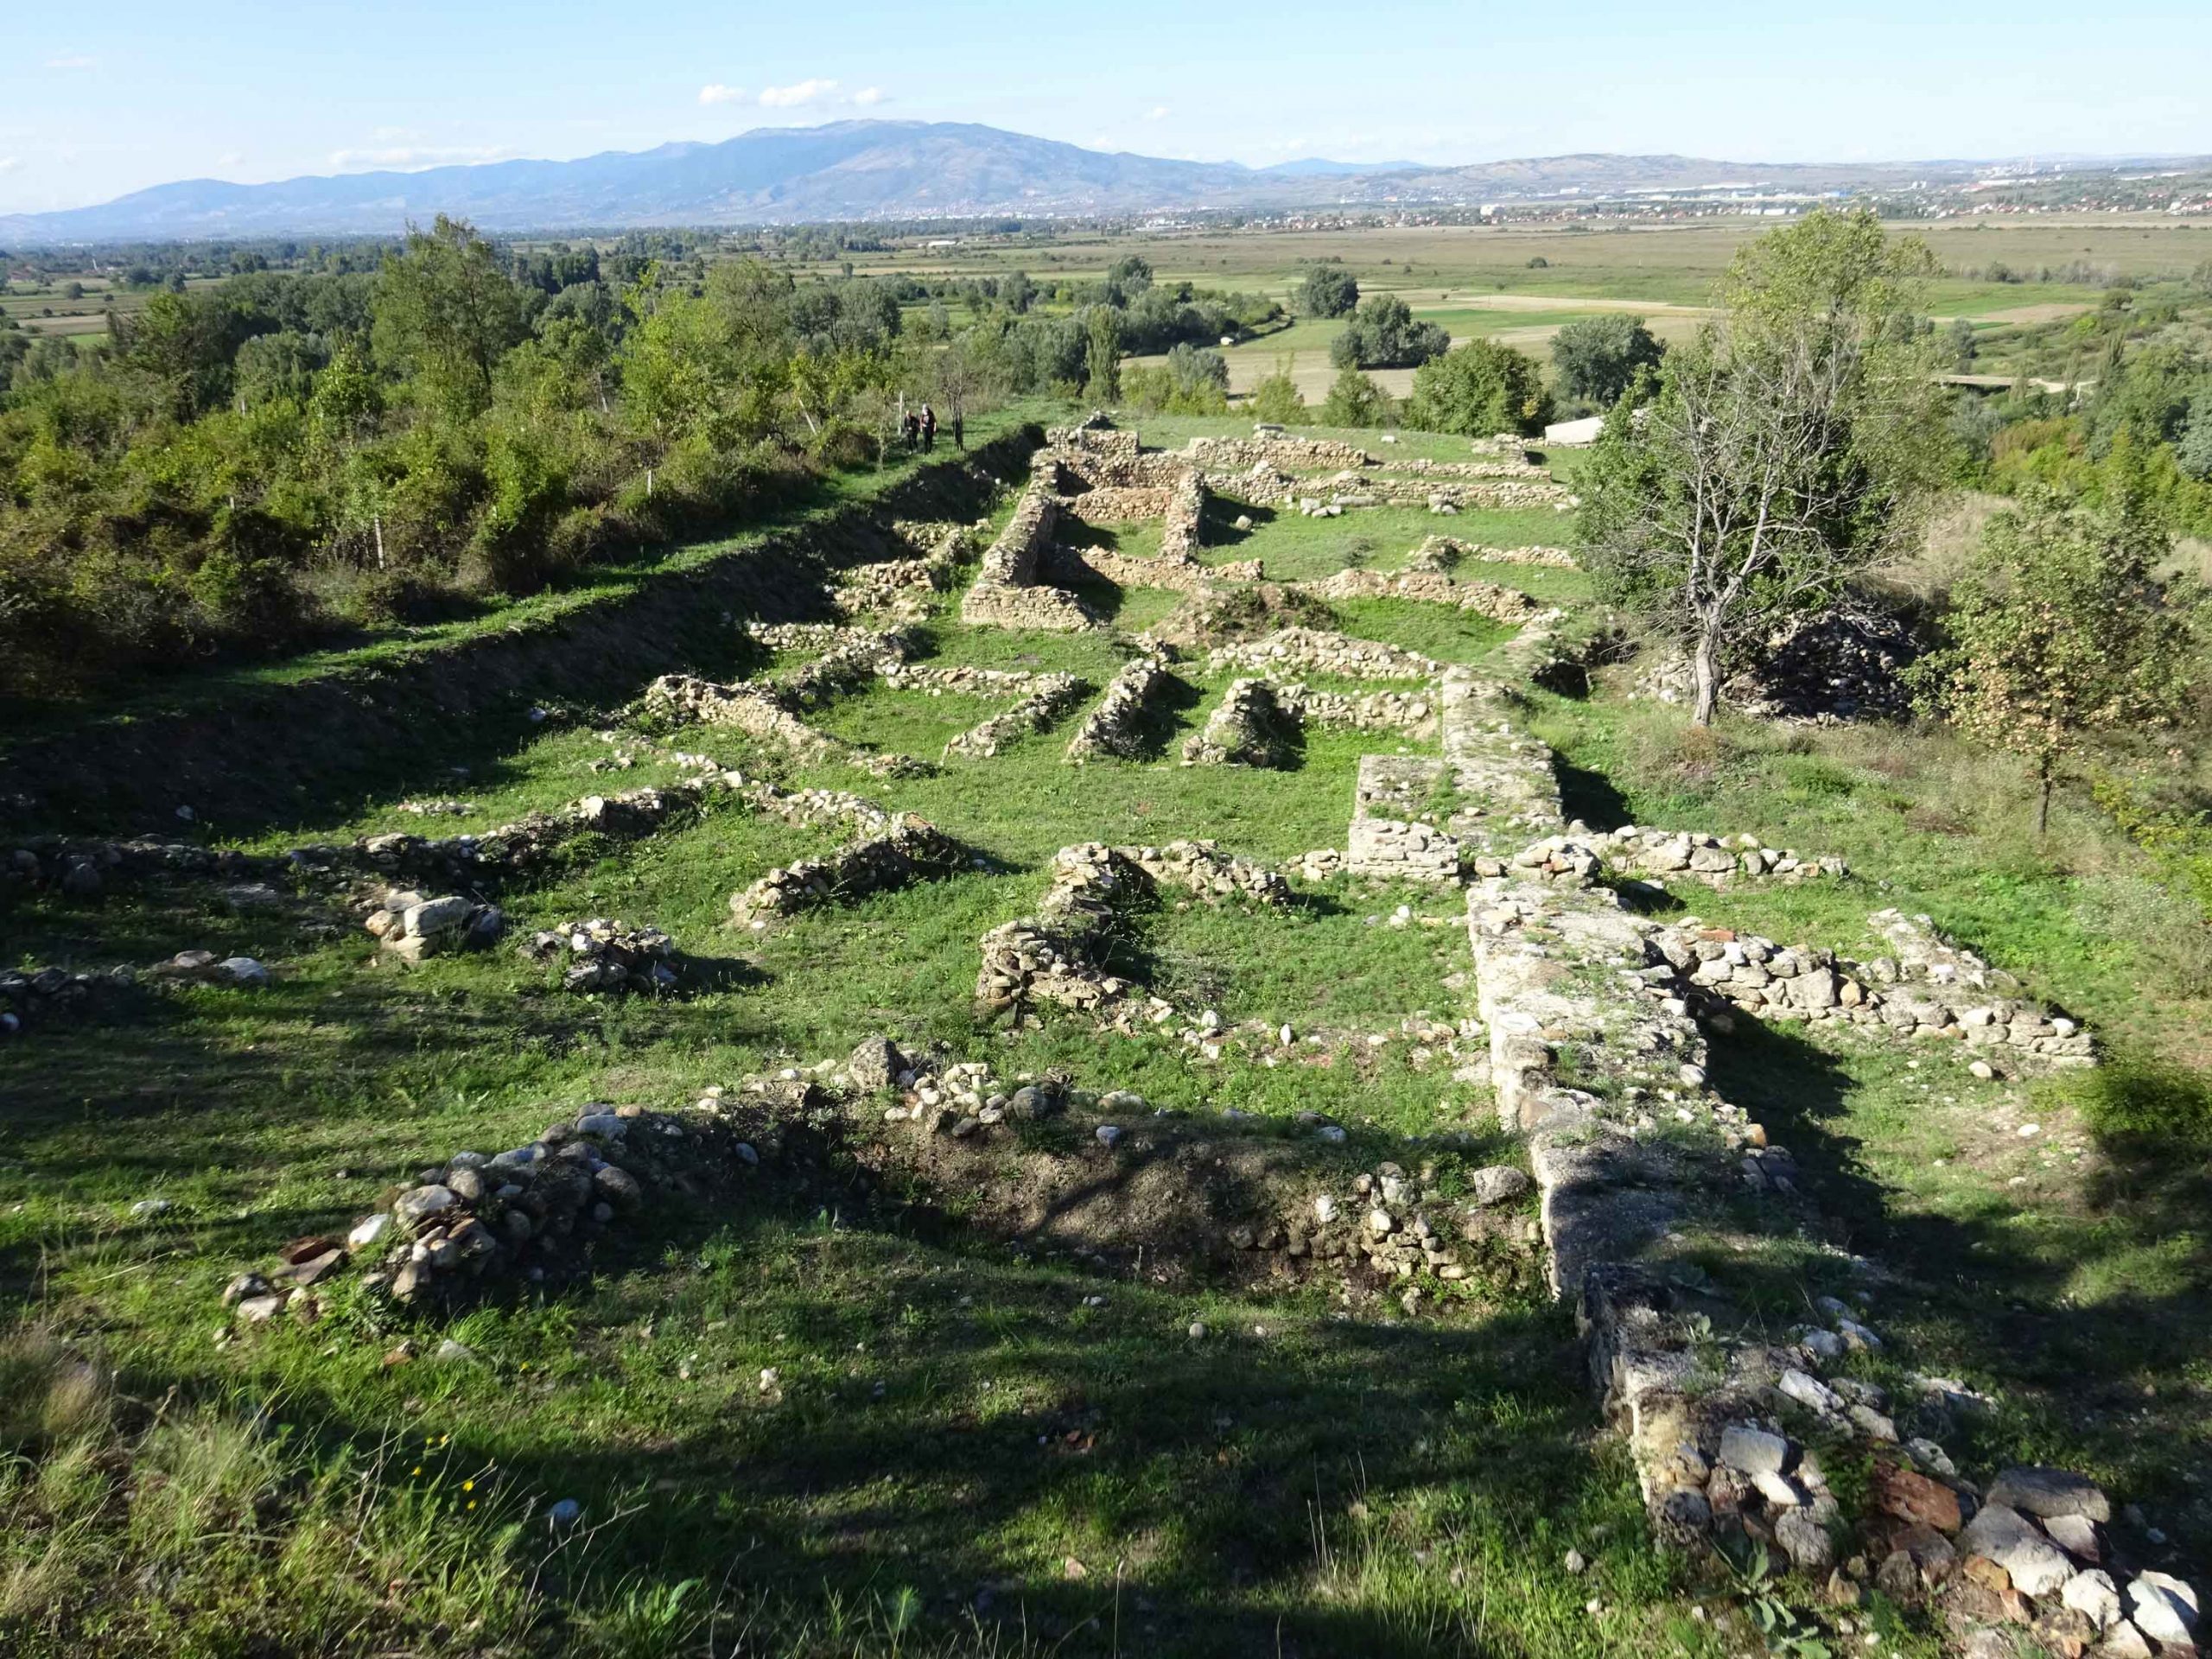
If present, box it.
[3,0,2208,213]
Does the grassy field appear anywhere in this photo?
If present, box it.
[3,405,2208,1655]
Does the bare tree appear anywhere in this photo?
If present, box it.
[1578,210,1948,725]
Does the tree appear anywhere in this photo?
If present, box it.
[1084,308,1121,402]
[1296,266,1359,319]
[924,334,988,447]
[1328,294,1449,370]
[2178,389,2212,481]
[1909,486,2202,833]
[1549,314,1663,406]
[1576,208,1951,726]
[1319,366,1394,428]
[1247,359,1305,424]
[1407,339,1554,437]
[372,216,530,417]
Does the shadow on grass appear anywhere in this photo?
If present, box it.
[150,1163,1628,1658]
[1698,1012,2212,1554]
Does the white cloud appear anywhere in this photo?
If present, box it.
[45,54,96,70]
[697,83,747,105]
[851,86,887,107]
[328,143,519,172]
[759,78,838,109]
[1144,105,1171,122]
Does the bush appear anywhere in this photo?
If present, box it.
[1247,363,1305,425]
[1328,296,1449,371]
[1406,340,1554,436]
[1318,367,1395,429]
[1295,266,1359,319]
[1550,315,1663,407]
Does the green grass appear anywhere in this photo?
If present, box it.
[6,400,2210,1650]
[1526,688,2212,1556]
[1202,501,1573,588]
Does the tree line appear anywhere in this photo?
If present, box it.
[0,225,1274,696]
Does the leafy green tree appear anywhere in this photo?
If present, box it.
[1124,344,1229,416]
[1318,366,1393,428]
[2179,390,2212,481]
[1107,255,1154,300]
[1295,266,1359,319]
[1084,307,1122,402]
[372,216,530,417]
[1407,339,1554,437]
[1910,485,2202,833]
[232,330,329,409]
[1549,314,1662,406]
[1576,207,1950,725]
[1247,359,1305,424]
[1328,294,1448,370]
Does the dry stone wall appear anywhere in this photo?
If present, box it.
[960,478,1097,632]
[1300,568,1542,626]
[1655,915,2094,1071]
[976,840,1290,1028]
[1443,674,2173,1650]
[1182,678,1296,768]
[942,673,1087,759]
[1208,627,1446,683]
[1065,656,1179,763]
[1347,756,1463,883]
[729,816,970,929]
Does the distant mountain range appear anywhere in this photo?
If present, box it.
[2,121,2202,243]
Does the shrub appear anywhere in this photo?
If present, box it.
[1295,266,1359,319]
[1549,315,1663,407]
[1328,296,1449,371]
[1406,340,1554,436]
[1318,367,1394,429]
[1247,362,1306,425]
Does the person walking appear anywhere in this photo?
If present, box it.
[920,404,937,453]
[951,410,963,451]
[901,411,919,451]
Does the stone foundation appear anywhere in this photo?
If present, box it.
[1182,678,1296,768]
[1065,656,1179,763]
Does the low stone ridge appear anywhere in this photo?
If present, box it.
[1208,627,1446,683]
[1065,654,1180,763]
[1408,535,1578,573]
[1300,567,1543,626]
[1182,678,1297,768]
[729,816,971,930]
[359,889,506,962]
[219,1036,1545,1323]
[976,840,1290,1027]
[1655,915,2095,1070]
[940,672,1088,759]
[639,674,929,778]
[1,963,141,1037]
[1492,827,1850,888]
[219,1100,771,1318]
[519,918,683,995]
